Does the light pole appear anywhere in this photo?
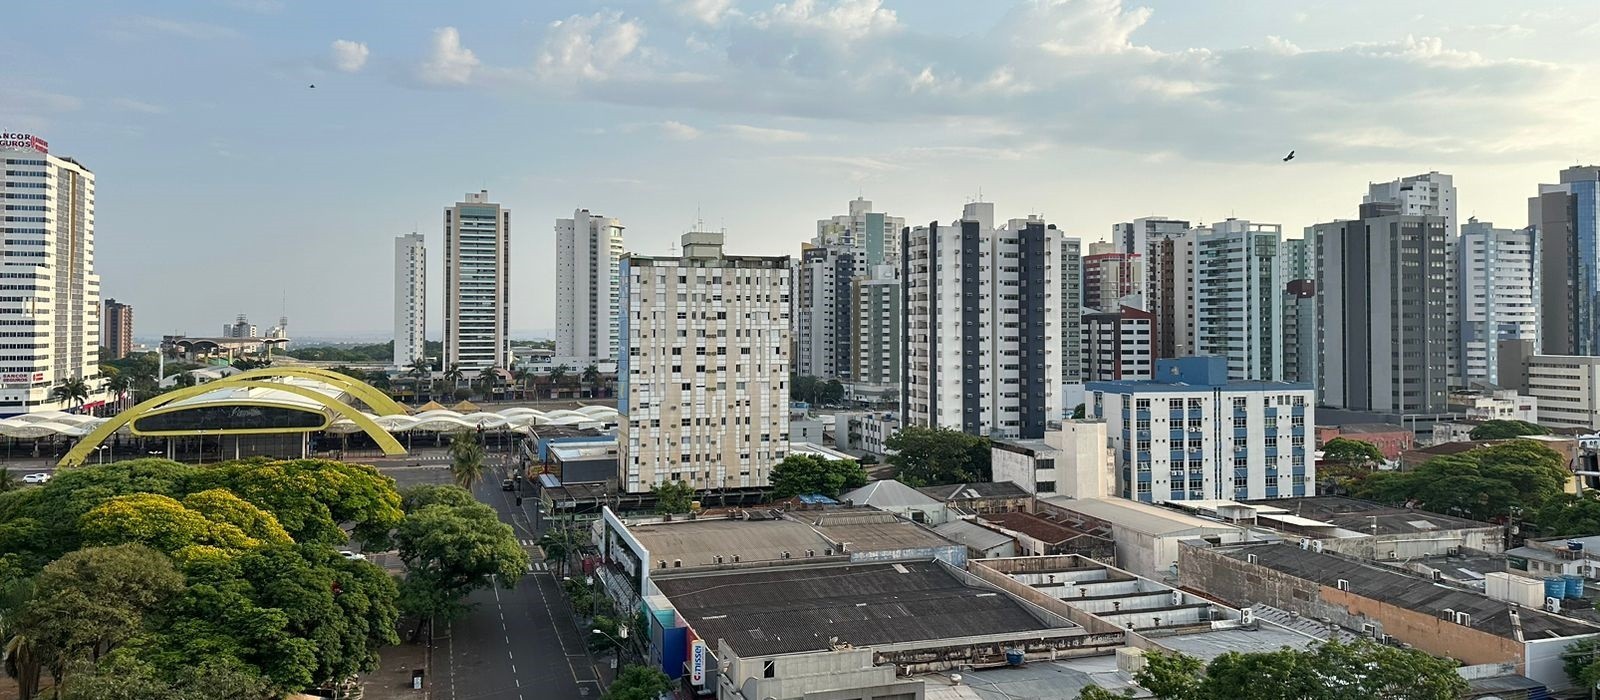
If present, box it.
[95,445,109,465]
[592,626,629,673]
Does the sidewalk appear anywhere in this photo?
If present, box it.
[361,635,431,699]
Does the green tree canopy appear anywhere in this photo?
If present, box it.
[394,486,527,629]
[885,426,992,487]
[1469,419,1550,440]
[1354,440,1568,521]
[1321,437,1384,466]
[652,481,695,514]
[770,454,868,499]
[603,664,673,700]
[1133,639,1465,700]
[1533,492,1600,538]
[447,431,487,490]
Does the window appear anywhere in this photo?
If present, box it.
[1135,482,1152,495]
[1232,397,1247,410]
[1036,481,1056,493]
[1035,458,1054,471]
[1136,418,1150,431]
[763,661,776,679]
[1135,398,1151,411]
[1136,439,1151,452]
[1136,460,1151,473]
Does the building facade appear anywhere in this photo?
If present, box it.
[555,209,624,362]
[1082,243,1142,313]
[0,133,105,415]
[392,233,426,369]
[1088,356,1314,503]
[102,298,132,360]
[1458,219,1537,387]
[1313,201,1451,414]
[1282,279,1316,384]
[1527,355,1600,430]
[814,196,903,266]
[1193,219,1285,381]
[443,190,510,371]
[618,231,791,492]
[1061,236,1083,386]
[1367,172,1459,385]
[850,272,899,395]
[792,245,863,380]
[1115,217,1192,359]
[1082,305,1154,382]
[1532,166,1600,356]
[902,204,1062,439]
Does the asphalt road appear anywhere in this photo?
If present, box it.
[429,462,602,700]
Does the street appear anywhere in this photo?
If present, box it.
[425,461,603,700]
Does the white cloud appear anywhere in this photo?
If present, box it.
[108,97,166,114]
[660,121,703,140]
[754,0,899,39]
[417,27,478,86]
[537,11,647,81]
[675,0,738,25]
[330,40,370,73]
[725,124,809,142]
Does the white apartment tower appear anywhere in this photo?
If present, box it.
[0,132,104,415]
[815,196,904,266]
[555,209,624,363]
[902,203,1063,439]
[443,191,510,371]
[618,231,791,493]
[794,199,903,382]
[1458,219,1537,387]
[1192,219,1285,381]
[393,233,426,369]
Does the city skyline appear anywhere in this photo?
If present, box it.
[3,0,1598,335]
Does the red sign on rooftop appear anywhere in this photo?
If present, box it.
[0,132,47,154]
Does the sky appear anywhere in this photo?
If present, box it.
[4,0,1599,339]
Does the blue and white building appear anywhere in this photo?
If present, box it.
[1088,356,1314,503]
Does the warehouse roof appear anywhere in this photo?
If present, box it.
[1045,497,1240,538]
[919,481,1031,501]
[842,480,943,509]
[980,512,1102,545]
[933,520,1017,553]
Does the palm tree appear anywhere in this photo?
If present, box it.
[408,357,431,379]
[447,430,486,490]
[512,367,533,401]
[51,377,90,412]
[106,373,132,412]
[0,467,15,493]
[548,365,570,399]
[445,363,465,394]
[581,364,601,399]
[477,366,500,399]
[3,632,42,700]
[537,528,582,578]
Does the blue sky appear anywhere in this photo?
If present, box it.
[4,0,1598,339]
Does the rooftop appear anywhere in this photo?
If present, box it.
[626,516,833,569]
[654,560,1057,656]
[918,481,1031,501]
[1237,496,1494,535]
[1218,543,1600,641]
[1044,497,1241,537]
[1326,423,1412,434]
[979,512,1101,545]
[932,520,1016,553]
[841,480,943,509]
[1154,625,1322,661]
[805,508,958,552]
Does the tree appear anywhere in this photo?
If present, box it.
[58,655,274,700]
[447,431,487,491]
[1533,493,1600,537]
[1355,440,1568,521]
[770,454,868,499]
[1132,639,1466,700]
[885,426,992,487]
[549,365,571,397]
[106,373,132,412]
[53,377,91,412]
[603,665,672,700]
[477,366,500,398]
[582,364,601,398]
[653,481,694,514]
[0,467,14,493]
[393,486,527,636]
[538,527,584,578]
[407,357,432,379]
[1322,437,1384,467]
[1071,403,1087,419]
[1133,649,1205,700]
[1075,687,1133,700]
[512,367,533,400]
[1564,638,1600,693]
[444,363,465,393]
[1470,419,1550,440]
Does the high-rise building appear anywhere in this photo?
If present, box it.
[814,197,904,266]
[1082,242,1143,313]
[1367,172,1458,385]
[444,190,510,371]
[617,231,791,493]
[103,299,133,360]
[1115,217,1192,358]
[1458,219,1536,387]
[1192,219,1285,381]
[851,271,900,396]
[393,233,426,369]
[555,209,624,362]
[0,132,104,415]
[902,204,1062,439]
[1083,305,1154,381]
[222,315,257,338]
[792,245,864,380]
[1089,356,1314,503]
[1061,237,1083,386]
[1312,201,1450,414]
[1281,280,1317,385]
[1531,166,1600,356]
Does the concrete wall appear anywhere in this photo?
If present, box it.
[966,559,1126,635]
[991,447,1042,494]
[1047,421,1111,500]
[1313,529,1504,559]
[722,645,921,700]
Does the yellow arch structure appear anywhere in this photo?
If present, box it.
[58,379,406,467]
[229,366,409,416]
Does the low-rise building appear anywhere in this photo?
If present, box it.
[1038,496,1246,580]
[1528,355,1600,430]
[840,480,948,524]
[1507,534,1600,580]
[1180,541,1600,691]
[930,519,1017,559]
[1166,496,1504,557]
[841,411,900,455]
[1314,423,1415,460]
[917,481,1032,515]
[991,420,1111,500]
[1456,389,1540,423]
[976,511,1115,560]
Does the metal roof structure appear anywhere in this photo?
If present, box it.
[932,520,1017,553]
[841,480,943,509]
[1044,497,1241,538]
[918,481,1031,501]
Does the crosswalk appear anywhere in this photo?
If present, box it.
[520,538,537,546]
[526,561,552,572]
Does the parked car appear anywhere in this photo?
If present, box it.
[339,550,366,561]
[501,478,514,491]
[22,473,50,485]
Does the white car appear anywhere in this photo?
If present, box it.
[340,550,367,561]
[21,473,50,485]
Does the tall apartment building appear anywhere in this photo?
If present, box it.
[392,233,426,369]
[1115,217,1192,358]
[555,209,624,362]
[1192,219,1285,381]
[1531,166,1600,356]
[1312,201,1450,414]
[1082,242,1143,313]
[1458,219,1536,387]
[902,203,1062,439]
[617,231,791,493]
[1089,356,1314,503]
[1281,280,1316,385]
[851,272,900,396]
[1526,355,1600,430]
[1061,237,1083,386]
[222,315,257,338]
[792,245,864,380]
[443,190,510,371]
[1367,172,1459,385]
[102,298,132,360]
[814,196,903,266]
[0,132,104,415]
[1083,305,1154,381]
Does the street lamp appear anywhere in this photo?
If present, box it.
[592,626,629,671]
[95,445,109,465]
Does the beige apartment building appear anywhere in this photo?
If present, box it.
[443,190,510,371]
[618,231,791,493]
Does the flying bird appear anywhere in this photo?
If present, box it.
[308,84,316,89]
[1283,150,1295,162]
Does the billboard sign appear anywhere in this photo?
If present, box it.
[690,639,707,685]
[0,132,47,154]
[1,372,43,386]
